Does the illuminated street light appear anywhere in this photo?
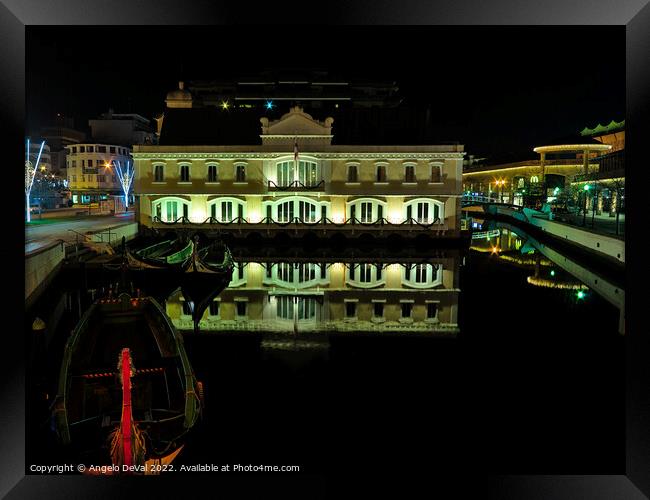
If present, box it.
[265,100,274,110]
[221,100,230,110]
[576,290,586,300]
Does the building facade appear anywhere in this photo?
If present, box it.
[133,106,464,236]
[65,143,132,209]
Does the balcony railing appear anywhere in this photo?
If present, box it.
[267,180,325,191]
[152,215,446,230]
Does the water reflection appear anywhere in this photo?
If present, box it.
[470,218,625,334]
[164,254,461,345]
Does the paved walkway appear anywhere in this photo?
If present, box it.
[25,212,135,254]
[552,212,625,239]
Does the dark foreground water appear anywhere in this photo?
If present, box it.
[26,222,624,475]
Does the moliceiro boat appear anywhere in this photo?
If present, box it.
[52,290,203,472]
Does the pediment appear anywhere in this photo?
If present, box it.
[261,106,333,137]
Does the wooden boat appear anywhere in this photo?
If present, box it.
[180,237,234,332]
[52,291,202,467]
[126,237,194,270]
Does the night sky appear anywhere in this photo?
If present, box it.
[27,26,625,158]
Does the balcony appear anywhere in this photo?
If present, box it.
[267,180,325,192]
[150,215,456,238]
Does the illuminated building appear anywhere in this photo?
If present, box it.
[133,100,465,236]
[165,254,460,337]
[65,142,132,209]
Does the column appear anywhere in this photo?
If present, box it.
[583,150,589,175]
[597,191,603,215]
[540,152,546,182]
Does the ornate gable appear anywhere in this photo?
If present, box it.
[260,106,333,146]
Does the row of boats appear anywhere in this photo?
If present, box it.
[52,234,234,473]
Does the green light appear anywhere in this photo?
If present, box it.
[576,290,586,299]
[583,184,590,191]
[550,270,555,276]
[553,187,560,195]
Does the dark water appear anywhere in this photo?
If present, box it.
[26,222,624,475]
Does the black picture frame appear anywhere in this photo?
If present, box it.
[4,1,649,497]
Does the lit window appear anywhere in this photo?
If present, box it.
[277,296,294,319]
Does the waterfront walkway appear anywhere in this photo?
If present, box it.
[550,212,625,239]
[25,212,135,254]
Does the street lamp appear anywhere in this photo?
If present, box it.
[582,184,590,227]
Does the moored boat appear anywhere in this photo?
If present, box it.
[52,290,202,469]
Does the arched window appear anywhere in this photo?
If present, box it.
[207,164,218,182]
[346,198,386,224]
[277,160,294,186]
[275,158,320,187]
[346,263,385,288]
[402,263,442,288]
[179,164,190,182]
[208,197,246,222]
[264,262,328,288]
[404,198,444,224]
[152,197,190,222]
[263,196,328,223]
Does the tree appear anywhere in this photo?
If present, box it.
[113,160,134,210]
[25,138,46,223]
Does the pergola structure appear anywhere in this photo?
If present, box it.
[533,143,612,181]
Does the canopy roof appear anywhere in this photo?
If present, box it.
[580,120,625,137]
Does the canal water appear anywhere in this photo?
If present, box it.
[26,222,624,475]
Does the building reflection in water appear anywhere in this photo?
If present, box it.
[164,252,461,350]
[469,218,625,334]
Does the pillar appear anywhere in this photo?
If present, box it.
[540,152,546,182]
[583,150,589,175]
[597,192,603,215]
